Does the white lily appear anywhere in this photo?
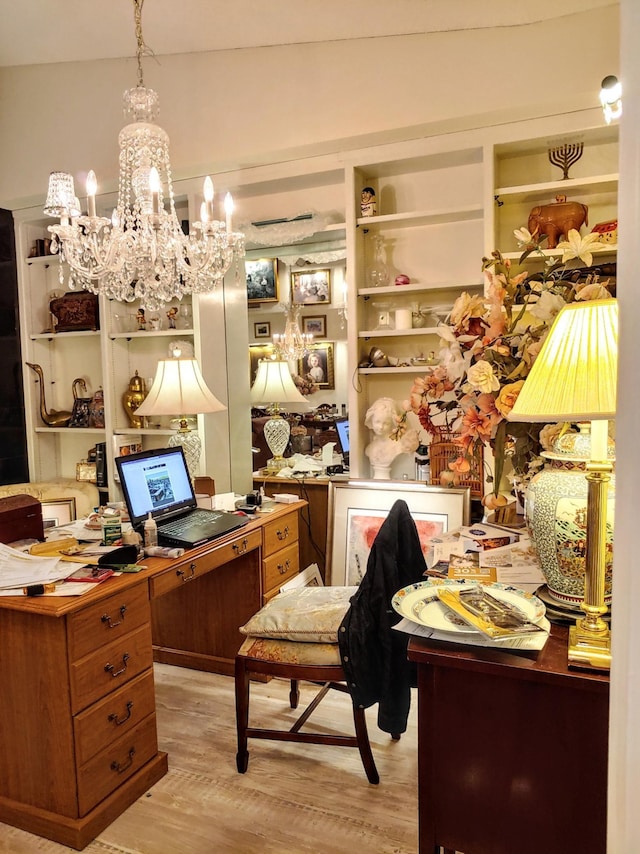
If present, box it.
[556,229,608,267]
[513,227,534,247]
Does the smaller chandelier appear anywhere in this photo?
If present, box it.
[44,0,244,311]
[272,305,313,361]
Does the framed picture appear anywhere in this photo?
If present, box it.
[41,497,77,530]
[280,563,324,592]
[302,315,326,337]
[326,480,470,585]
[246,258,279,305]
[249,343,274,385]
[254,321,271,339]
[291,269,331,305]
[297,341,335,389]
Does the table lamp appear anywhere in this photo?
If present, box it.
[250,356,308,471]
[509,298,617,669]
[134,347,227,481]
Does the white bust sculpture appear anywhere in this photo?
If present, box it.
[364,397,419,479]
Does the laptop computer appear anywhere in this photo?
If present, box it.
[116,446,248,549]
[334,417,350,468]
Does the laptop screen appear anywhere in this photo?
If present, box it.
[334,417,350,464]
[116,446,196,528]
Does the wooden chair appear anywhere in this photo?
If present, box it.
[234,586,380,783]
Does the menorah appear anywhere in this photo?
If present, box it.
[548,142,584,179]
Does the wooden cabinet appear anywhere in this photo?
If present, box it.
[0,579,167,850]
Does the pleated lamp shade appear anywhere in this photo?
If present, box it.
[508,299,618,424]
[250,359,308,407]
[136,358,227,417]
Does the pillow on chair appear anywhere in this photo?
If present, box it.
[239,585,357,643]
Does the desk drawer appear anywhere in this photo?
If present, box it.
[74,670,156,766]
[70,624,154,713]
[77,712,158,816]
[263,542,299,592]
[150,530,261,598]
[68,582,150,661]
[263,512,298,557]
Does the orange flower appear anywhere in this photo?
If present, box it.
[449,456,471,474]
[482,493,509,510]
[460,406,493,444]
[495,380,525,417]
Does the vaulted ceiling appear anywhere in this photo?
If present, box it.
[0,0,617,67]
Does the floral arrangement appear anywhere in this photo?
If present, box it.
[292,373,319,396]
[404,227,614,507]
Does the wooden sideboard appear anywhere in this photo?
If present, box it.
[0,501,304,849]
[408,626,609,854]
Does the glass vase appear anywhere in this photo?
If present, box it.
[366,235,390,287]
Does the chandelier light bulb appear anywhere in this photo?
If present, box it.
[599,75,622,124]
[200,201,208,223]
[86,170,97,217]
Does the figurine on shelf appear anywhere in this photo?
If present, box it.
[364,397,419,480]
[360,186,377,217]
[167,306,178,328]
[136,308,146,330]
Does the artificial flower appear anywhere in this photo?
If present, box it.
[403,227,615,499]
[556,228,608,267]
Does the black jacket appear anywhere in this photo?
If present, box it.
[338,499,427,735]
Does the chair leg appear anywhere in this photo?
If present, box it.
[352,705,379,785]
[289,679,299,709]
[234,656,250,773]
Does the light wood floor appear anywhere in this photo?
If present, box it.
[0,664,420,853]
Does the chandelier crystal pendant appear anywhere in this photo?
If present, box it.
[44,0,244,311]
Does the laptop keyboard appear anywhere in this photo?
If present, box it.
[160,509,222,536]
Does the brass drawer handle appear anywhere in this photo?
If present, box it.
[104,653,130,678]
[176,562,197,582]
[277,559,291,576]
[232,538,249,555]
[108,701,133,726]
[111,747,135,774]
[101,604,127,629]
[276,526,290,541]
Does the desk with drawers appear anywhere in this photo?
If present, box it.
[0,501,304,850]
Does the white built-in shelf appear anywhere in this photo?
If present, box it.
[31,330,100,340]
[110,329,194,339]
[114,428,176,436]
[356,205,483,230]
[358,327,440,339]
[34,426,106,435]
[495,173,618,203]
[358,365,436,375]
[25,254,58,266]
[358,280,481,298]
[501,245,618,261]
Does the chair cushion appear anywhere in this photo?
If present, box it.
[239,585,357,643]
[238,636,342,665]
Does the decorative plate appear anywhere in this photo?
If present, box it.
[392,578,545,634]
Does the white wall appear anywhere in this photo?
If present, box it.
[0,5,619,209]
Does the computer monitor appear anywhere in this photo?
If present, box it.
[334,417,350,467]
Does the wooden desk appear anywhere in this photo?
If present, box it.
[408,626,609,854]
[0,502,304,850]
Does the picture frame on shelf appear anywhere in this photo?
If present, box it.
[249,343,275,385]
[292,269,331,305]
[41,498,77,530]
[297,341,335,390]
[246,258,279,305]
[302,314,326,337]
[326,480,470,585]
[254,321,271,339]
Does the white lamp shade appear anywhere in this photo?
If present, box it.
[250,358,308,407]
[508,299,618,423]
[135,358,227,416]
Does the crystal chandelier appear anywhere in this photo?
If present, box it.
[43,0,244,311]
[272,304,313,360]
